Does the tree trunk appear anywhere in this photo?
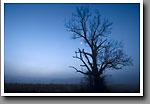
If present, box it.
[92,75,107,92]
[93,76,100,89]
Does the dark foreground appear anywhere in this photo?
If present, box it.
[4,83,139,93]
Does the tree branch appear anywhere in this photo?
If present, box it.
[96,39,107,50]
[73,49,92,73]
[92,14,101,41]
[69,66,90,75]
[82,49,93,70]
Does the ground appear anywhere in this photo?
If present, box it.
[4,83,139,93]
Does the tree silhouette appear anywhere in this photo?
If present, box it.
[65,7,133,91]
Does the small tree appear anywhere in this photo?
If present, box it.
[65,7,133,91]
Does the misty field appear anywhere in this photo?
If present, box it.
[4,83,88,93]
[4,83,139,93]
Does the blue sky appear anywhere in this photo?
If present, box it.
[4,3,140,85]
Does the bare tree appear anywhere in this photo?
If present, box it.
[65,7,133,90]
